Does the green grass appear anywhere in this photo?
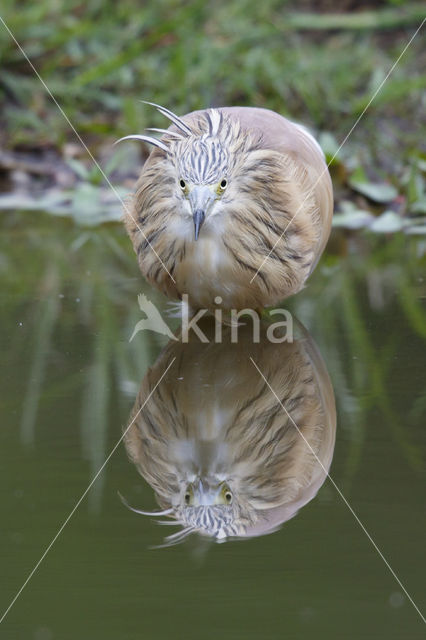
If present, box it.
[0,0,425,228]
[0,1,424,146]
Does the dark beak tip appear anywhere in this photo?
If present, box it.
[193,209,205,241]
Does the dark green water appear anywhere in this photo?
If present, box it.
[1,211,425,639]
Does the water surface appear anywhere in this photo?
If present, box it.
[0,211,425,639]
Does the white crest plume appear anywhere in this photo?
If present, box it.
[118,492,174,517]
[115,134,169,153]
[141,101,192,136]
[115,102,196,154]
[208,109,221,136]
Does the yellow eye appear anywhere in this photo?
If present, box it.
[184,484,194,506]
[220,483,232,505]
[217,178,228,195]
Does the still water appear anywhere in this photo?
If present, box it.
[0,211,425,639]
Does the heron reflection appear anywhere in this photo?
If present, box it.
[122,316,335,545]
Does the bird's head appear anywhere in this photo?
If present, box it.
[119,478,243,545]
[175,134,230,240]
[118,102,264,242]
[183,478,233,508]
[175,478,239,541]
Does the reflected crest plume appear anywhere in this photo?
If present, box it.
[123,317,336,545]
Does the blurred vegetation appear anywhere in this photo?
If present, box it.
[0,0,425,231]
[0,0,424,144]
[292,232,426,488]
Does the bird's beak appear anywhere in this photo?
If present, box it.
[188,186,215,241]
[193,209,205,241]
[193,479,224,506]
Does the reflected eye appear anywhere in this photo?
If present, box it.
[184,484,194,506]
[179,179,186,190]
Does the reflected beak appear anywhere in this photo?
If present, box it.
[188,185,215,241]
[194,479,221,506]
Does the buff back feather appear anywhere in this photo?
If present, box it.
[123,317,336,545]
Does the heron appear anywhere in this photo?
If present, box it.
[120,103,333,313]
[121,318,336,545]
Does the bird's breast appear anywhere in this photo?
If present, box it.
[175,235,239,309]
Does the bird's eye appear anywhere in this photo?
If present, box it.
[184,484,194,506]
[219,482,232,505]
[179,179,186,190]
[220,179,227,189]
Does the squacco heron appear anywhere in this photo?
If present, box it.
[122,318,336,545]
[122,103,333,312]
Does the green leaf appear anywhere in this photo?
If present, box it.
[66,157,91,181]
[332,209,374,230]
[369,211,404,233]
[404,217,426,235]
[406,163,425,204]
[410,198,426,215]
[349,179,398,203]
[318,131,340,164]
